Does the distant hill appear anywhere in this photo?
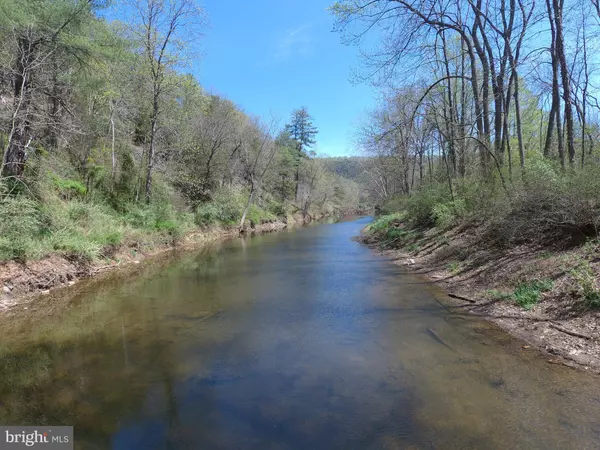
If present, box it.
[320,156,369,182]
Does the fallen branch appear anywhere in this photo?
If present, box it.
[448,292,477,303]
[90,261,122,275]
[549,322,595,341]
[466,312,549,321]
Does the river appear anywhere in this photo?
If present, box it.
[1,217,599,449]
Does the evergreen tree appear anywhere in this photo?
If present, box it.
[284,106,318,201]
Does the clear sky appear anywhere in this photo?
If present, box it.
[192,0,377,156]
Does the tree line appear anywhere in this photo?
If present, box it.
[332,0,600,244]
[0,0,362,262]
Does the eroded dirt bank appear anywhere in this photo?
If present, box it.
[0,220,290,312]
[360,220,600,373]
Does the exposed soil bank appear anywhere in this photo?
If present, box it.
[0,219,294,312]
[360,221,600,373]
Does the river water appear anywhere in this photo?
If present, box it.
[1,217,600,449]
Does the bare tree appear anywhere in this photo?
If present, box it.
[131,0,203,203]
[239,118,279,228]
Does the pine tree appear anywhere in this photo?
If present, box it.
[284,106,318,201]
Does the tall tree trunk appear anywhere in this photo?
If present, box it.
[513,73,525,169]
[240,181,255,229]
[2,35,33,178]
[553,0,575,166]
[441,31,456,174]
[110,101,117,183]
[145,87,159,203]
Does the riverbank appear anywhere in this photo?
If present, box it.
[360,215,600,373]
[0,219,296,312]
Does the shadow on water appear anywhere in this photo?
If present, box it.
[1,216,600,449]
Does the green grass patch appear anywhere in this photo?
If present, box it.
[365,213,405,235]
[513,280,553,310]
[570,261,600,309]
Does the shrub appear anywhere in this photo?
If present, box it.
[365,213,405,235]
[492,160,600,247]
[156,220,183,244]
[266,200,287,218]
[194,188,246,227]
[195,202,221,227]
[433,199,467,228]
[404,183,453,227]
[245,204,277,226]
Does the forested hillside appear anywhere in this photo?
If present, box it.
[0,0,362,263]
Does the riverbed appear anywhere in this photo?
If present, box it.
[1,217,599,449]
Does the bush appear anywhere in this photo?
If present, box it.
[365,213,405,235]
[492,160,600,247]
[194,188,246,227]
[404,183,453,227]
[245,204,277,226]
[266,200,287,218]
[432,199,467,228]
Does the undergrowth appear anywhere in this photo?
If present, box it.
[487,280,553,310]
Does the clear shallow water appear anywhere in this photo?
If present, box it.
[1,217,600,449]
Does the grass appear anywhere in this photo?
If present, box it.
[484,280,553,310]
[0,175,289,264]
[570,261,600,309]
[365,212,405,234]
[513,280,553,310]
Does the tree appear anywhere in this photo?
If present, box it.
[284,106,318,201]
[129,0,204,203]
[0,0,101,178]
[238,118,278,228]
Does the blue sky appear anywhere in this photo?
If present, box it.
[192,0,378,156]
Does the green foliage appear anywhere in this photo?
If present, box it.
[266,200,288,218]
[50,230,102,262]
[0,0,362,266]
[195,188,246,227]
[570,261,600,309]
[194,188,280,228]
[433,199,467,228]
[0,198,44,261]
[404,183,453,227]
[513,280,553,310]
[365,213,405,234]
[245,204,277,227]
[51,175,87,200]
[484,281,552,309]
